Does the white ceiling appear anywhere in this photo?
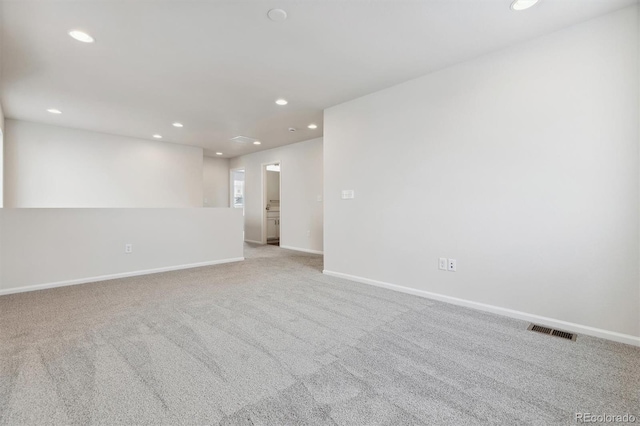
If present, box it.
[0,0,636,157]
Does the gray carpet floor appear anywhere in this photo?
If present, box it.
[1,243,638,425]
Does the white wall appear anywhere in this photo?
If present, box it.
[0,105,3,286]
[230,138,323,253]
[637,4,640,339]
[0,117,3,209]
[203,156,230,207]
[0,103,4,208]
[4,119,204,208]
[0,208,243,294]
[324,7,640,341]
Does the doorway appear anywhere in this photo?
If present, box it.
[230,168,245,238]
[262,162,281,246]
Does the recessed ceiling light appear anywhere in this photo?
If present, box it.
[510,0,539,11]
[267,9,288,22]
[253,141,261,145]
[275,99,288,106]
[172,122,183,128]
[216,152,223,156]
[308,124,318,129]
[47,108,62,114]
[68,30,95,43]
[153,134,162,139]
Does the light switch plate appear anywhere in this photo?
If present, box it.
[341,190,355,199]
[438,258,447,270]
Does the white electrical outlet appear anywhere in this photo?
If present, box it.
[125,244,133,254]
[438,258,447,270]
[448,259,457,272]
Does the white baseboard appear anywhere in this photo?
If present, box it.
[322,270,640,347]
[0,257,245,297]
[280,245,324,255]
[244,239,263,244]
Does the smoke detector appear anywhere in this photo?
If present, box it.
[268,9,288,22]
[511,0,539,10]
[288,127,296,132]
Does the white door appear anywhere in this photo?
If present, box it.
[267,218,277,240]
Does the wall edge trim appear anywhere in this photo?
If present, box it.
[280,245,324,255]
[322,269,640,347]
[0,257,245,297]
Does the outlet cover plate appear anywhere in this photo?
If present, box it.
[448,259,456,272]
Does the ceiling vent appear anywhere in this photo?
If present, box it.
[528,324,576,341]
[230,135,258,144]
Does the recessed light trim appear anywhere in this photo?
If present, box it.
[216,152,223,156]
[47,108,62,114]
[510,0,539,11]
[68,30,95,43]
[308,124,318,129]
[172,122,183,128]
[153,134,162,139]
[275,99,288,106]
[253,141,261,145]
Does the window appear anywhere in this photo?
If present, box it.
[232,169,245,209]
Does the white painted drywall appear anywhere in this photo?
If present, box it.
[0,102,4,134]
[0,103,4,207]
[0,211,3,292]
[0,208,243,294]
[0,103,4,133]
[203,156,230,207]
[4,119,204,208]
[0,128,3,209]
[229,138,323,253]
[324,7,640,338]
[0,103,3,284]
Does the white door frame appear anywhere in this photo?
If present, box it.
[262,160,282,245]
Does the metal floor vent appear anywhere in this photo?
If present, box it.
[528,324,576,341]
